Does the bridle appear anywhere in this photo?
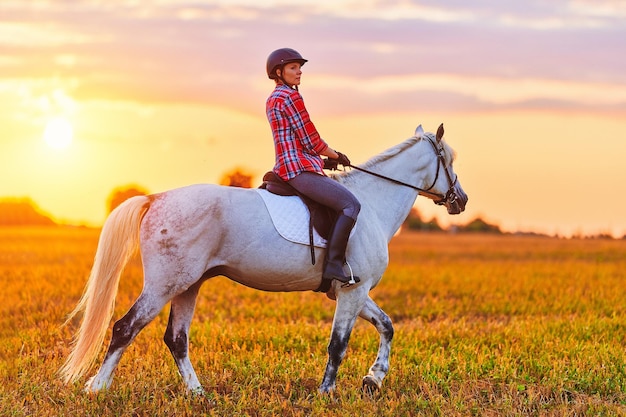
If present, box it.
[347,136,459,206]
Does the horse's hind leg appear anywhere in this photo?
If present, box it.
[87,291,169,392]
[164,283,203,394]
[359,296,394,395]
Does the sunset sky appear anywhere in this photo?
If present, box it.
[1,0,625,237]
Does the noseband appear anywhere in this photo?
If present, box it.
[421,137,459,206]
[347,137,459,206]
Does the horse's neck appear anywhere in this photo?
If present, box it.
[345,143,427,241]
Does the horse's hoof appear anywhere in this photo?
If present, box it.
[318,382,336,395]
[189,387,206,397]
[190,389,217,406]
[84,376,108,394]
[362,375,381,397]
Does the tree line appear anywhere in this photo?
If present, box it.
[0,168,621,239]
[0,196,502,234]
[403,208,502,234]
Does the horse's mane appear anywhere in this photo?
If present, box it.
[335,133,456,183]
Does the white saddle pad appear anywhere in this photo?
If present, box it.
[256,189,328,248]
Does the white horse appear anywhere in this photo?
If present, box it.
[61,124,467,395]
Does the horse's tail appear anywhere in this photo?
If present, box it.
[60,195,150,384]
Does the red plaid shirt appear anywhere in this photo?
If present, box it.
[266,85,329,181]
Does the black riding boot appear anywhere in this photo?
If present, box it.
[322,214,359,284]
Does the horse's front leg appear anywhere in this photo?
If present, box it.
[358,296,394,395]
[319,285,368,393]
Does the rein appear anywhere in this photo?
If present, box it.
[347,164,445,201]
[345,137,458,206]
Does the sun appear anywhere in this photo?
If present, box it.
[43,117,74,150]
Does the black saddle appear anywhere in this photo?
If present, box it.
[259,171,337,262]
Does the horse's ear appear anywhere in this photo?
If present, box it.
[436,123,444,142]
[414,125,424,138]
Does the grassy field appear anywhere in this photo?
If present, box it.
[1,227,626,416]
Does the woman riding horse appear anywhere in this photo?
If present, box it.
[265,47,360,285]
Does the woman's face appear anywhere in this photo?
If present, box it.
[278,62,302,86]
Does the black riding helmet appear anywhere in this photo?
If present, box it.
[266,48,308,81]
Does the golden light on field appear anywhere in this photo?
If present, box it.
[3,229,626,414]
[43,117,74,150]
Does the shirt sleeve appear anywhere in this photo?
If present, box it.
[283,91,329,155]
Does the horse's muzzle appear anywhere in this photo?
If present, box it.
[445,183,467,215]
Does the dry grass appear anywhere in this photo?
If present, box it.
[1,227,626,416]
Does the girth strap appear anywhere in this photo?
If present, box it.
[315,277,333,293]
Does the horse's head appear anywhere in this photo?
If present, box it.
[414,124,468,215]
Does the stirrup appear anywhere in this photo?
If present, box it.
[340,261,360,288]
[317,262,360,293]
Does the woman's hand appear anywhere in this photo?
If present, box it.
[321,147,351,167]
[335,152,351,167]
[323,158,338,170]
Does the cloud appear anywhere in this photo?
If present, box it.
[309,73,626,106]
[0,0,623,116]
[569,0,626,19]
[0,21,95,47]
